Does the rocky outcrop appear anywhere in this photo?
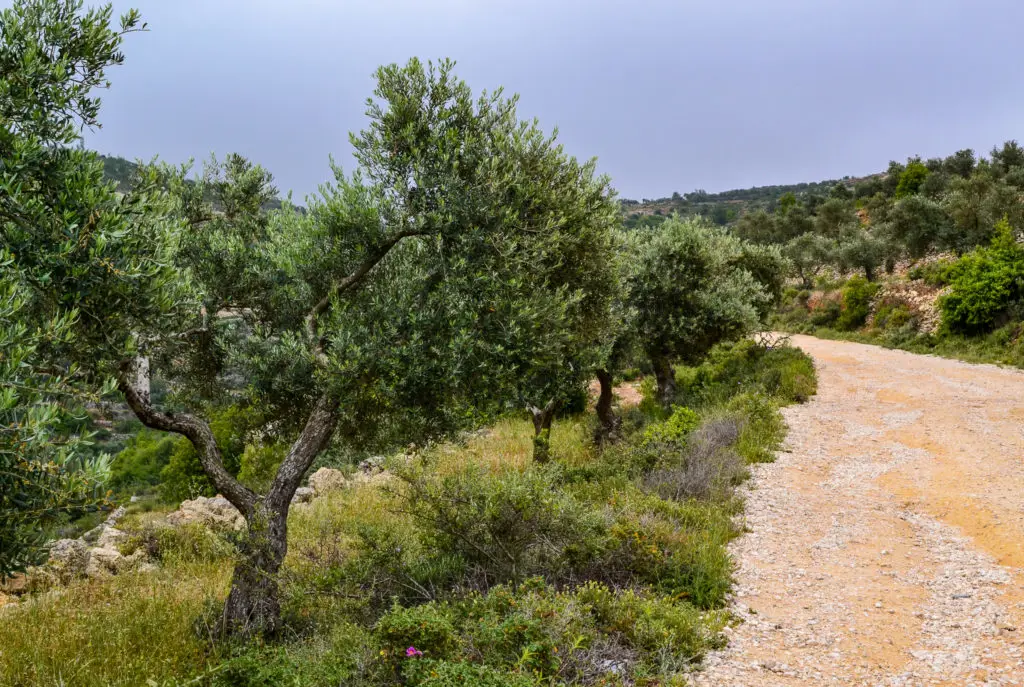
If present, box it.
[166,495,245,530]
[47,538,91,581]
[868,282,948,334]
[308,467,348,496]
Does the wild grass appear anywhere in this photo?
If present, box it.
[0,563,229,686]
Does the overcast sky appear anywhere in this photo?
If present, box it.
[72,0,1024,201]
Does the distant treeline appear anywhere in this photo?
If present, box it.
[100,154,291,211]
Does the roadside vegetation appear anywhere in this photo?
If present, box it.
[0,340,815,686]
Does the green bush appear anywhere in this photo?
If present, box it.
[940,220,1024,334]
[675,339,817,407]
[371,579,723,685]
[728,392,786,464]
[873,302,915,331]
[908,259,957,287]
[641,406,699,446]
[808,297,841,327]
[400,466,609,590]
[836,276,880,331]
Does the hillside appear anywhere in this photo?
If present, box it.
[620,173,892,230]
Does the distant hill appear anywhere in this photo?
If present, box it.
[620,174,881,230]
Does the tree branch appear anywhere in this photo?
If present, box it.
[117,356,257,516]
[304,228,428,363]
[266,393,341,512]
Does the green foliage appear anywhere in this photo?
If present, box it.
[627,217,781,367]
[887,195,951,259]
[837,276,880,331]
[895,159,930,198]
[727,392,786,464]
[908,259,957,287]
[108,429,178,494]
[675,339,818,408]
[0,258,113,577]
[940,218,1024,334]
[873,302,914,331]
[641,406,700,446]
[0,0,154,576]
[392,465,609,591]
[156,405,260,502]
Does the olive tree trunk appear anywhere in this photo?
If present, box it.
[528,399,556,463]
[593,368,621,444]
[119,357,340,638]
[652,355,676,407]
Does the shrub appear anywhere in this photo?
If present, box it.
[807,292,842,327]
[392,465,611,590]
[908,259,957,287]
[675,339,817,407]
[874,302,915,331]
[371,579,723,685]
[940,220,1024,334]
[727,393,786,464]
[836,276,880,331]
[108,430,178,494]
[644,417,745,501]
[641,406,700,447]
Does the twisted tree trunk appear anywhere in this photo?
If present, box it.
[593,368,621,444]
[528,399,556,463]
[119,357,339,637]
[652,355,676,408]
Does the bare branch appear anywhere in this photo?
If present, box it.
[266,393,341,512]
[117,356,256,515]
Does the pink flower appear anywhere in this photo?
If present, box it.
[406,646,423,658]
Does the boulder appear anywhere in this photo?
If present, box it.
[358,455,386,474]
[167,495,245,530]
[82,506,127,544]
[85,547,123,579]
[291,486,314,505]
[47,538,90,580]
[308,467,347,496]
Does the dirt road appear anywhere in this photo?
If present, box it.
[694,335,1024,686]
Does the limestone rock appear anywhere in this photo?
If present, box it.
[96,526,129,550]
[308,467,347,496]
[291,486,314,505]
[358,455,386,474]
[47,538,90,580]
[167,495,245,530]
[0,572,28,594]
[83,506,128,543]
[85,547,123,578]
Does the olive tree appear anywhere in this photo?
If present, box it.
[626,218,785,406]
[10,24,621,636]
[0,0,151,577]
